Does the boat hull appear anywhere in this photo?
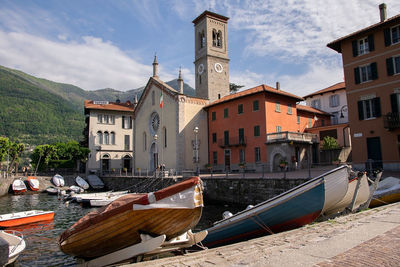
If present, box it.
[12,179,27,194]
[203,179,325,248]
[0,211,55,227]
[370,186,400,208]
[27,176,40,191]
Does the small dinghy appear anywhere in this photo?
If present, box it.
[52,174,65,187]
[370,177,400,208]
[27,176,40,191]
[46,186,59,195]
[0,230,26,266]
[75,176,89,190]
[0,210,54,227]
[12,179,27,194]
[69,185,84,194]
[87,174,104,189]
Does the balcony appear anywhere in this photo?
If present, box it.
[218,136,247,148]
[266,131,317,144]
[384,112,400,130]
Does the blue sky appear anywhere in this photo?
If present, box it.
[0,0,399,97]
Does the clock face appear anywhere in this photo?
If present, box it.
[150,112,160,132]
[198,63,204,74]
[214,63,223,73]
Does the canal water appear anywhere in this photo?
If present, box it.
[0,193,244,266]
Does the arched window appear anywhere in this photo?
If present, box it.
[111,132,115,145]
[217,30,222,47]
[163,127,167,148]
[212,29,217,46]
[199,30,205,49]
[97,131,103,145]
[143,132,147,151]
[152,91,155,105]
[104,131,109,145]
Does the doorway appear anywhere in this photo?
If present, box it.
[366,137,383,169]
[224,149,231,171]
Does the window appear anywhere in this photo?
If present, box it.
[329,95,340,107]
[212,133,217,143]
[255,147,261,162]
[152,91,155,105]
[239,128,244,144]
[358,97,381,120]
[104,115,109,124]
[97,114,102,123]
[308,118,312,128]
[254,125,260,137]
[110,116,115,124]
[276,126,282,132]
[385,25,400,46]
[287,104,292,114]
[122,116,132,129]
[224,108,229,118]
[224,131,229,145]
[239,149,245,163]
[124,135,130,150]
[320,129,338,140]
[143,132,147,151]
[390,93,400,113]
[275,101,280,112]
[111,132,115,145]
[253,100,259,111]
[213,151,218,165]
[354,63,378,84]
[386,55,400,76]
[212,111,216,121]
[212,29,222,48]
[238,104,243,114]
[199,30,205,49]
[297,115,300,124]
[311,99,321,109]
[331,112,339,125]
[104,131,109,145]
[97,131,103,145]
[352,35,374,56]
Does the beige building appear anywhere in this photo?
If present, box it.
[83,100,134,174]
[133,11,231,173]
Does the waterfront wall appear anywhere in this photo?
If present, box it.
[101,176,309,205]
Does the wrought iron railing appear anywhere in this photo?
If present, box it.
[383,112,400,130]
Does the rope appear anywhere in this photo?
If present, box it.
[250,214,274,235]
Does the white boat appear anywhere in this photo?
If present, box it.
[27,176,40,191]
[89,195,125,207]
[0,210,55,227]
[324,172,370,215]
[370,177,400,208]
[74,191,129,207]
[69,185,84,194]
[75,176,89,190]
[52,174,65,187]
[0,230,26,266]
[12,179,27,194]
[320,165,350,213]
[87,174,104,189]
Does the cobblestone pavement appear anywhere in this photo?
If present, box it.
[125,203,400,267]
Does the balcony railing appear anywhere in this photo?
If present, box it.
[384,112,400,130]
[218,136,247,148]
[266,131,317,144]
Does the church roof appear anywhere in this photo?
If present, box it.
[84,100,134,112]
[205,84,304,108]
[303,82,346,99]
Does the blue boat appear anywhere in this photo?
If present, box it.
[203,165,349,248]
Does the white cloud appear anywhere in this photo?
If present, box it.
[0,30,154,90]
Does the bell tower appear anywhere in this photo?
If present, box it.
[193,11,230,102]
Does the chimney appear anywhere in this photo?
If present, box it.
[379,3,387,22]
[276,81,280,90]
[152,54,158,78]
[177,67,184,94]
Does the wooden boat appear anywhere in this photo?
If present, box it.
[370,177,400,208]
[0,230,26,266]
[12,179,27,194]
[0,210,54,227]
[202,165,349,248]
[76,176,89,190]
[324,172,370,215]
[52,174,65,187]
[87,174,104,189]
[59,177,203,259]
[46,186,59,195]
[27,176,40,191]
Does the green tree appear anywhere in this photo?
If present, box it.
[0,137,25,172]
[322,136,340,150]
[230,83,244,93]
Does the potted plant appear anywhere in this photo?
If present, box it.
[279,159,288,168]
[239,162,246,169]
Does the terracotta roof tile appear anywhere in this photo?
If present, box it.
[84,100,134,112]
[296,104,331,116]
[304,82,346,99]
[206,84,303,108]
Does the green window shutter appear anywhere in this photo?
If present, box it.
[358,101,364,120]
[387,57,394,76]
[384,28,391,46]
[354,67,361,84]
[352,40,358,57]
[371,62,378,80]
[368,35,375,51]
[390,94,398,113]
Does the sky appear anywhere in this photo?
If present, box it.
[1,0,400,97]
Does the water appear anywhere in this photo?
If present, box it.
[0,194,244,266]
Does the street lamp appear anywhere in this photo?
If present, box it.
[340,105,348,118]
[194,126,199,176]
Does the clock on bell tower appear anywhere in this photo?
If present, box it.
[193,11,230,102]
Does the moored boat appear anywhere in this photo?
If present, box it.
[0,230,26,266]
[202,165,349,248]
[12,179,27,194]
[75,176,89,190]
[369,177,400,208]
[69,185,84,194]
[0,210,55,227]
[87,174,104,189]
[52,174,65,187]
[27,176,40,191]
[59,177,203,259]
[46,186,59,195]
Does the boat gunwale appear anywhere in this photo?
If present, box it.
[0,210,54,222]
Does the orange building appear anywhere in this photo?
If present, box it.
[205,84,331,172]
[327,4,400,171]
